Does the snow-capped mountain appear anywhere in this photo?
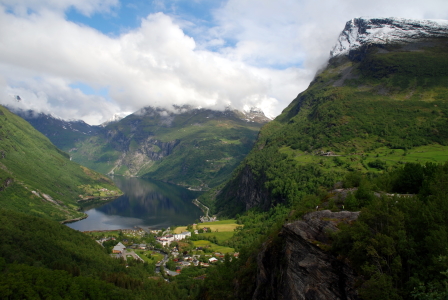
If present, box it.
[100,113,128,127]
[331,17,448,57]
[241,107,272,123]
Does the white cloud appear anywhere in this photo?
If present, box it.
[0,0,447,124]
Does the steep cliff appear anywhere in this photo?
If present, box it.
[253,210,360,300]
[212,17,448,215]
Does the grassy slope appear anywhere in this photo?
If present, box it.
[211,38,448,216]
[0,209,181,299]
[14,110,103,152]
[191,240,234,254]
[71,108,264,189]
[0,106,122,221]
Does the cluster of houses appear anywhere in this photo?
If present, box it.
[166,251,241,276]
[156,231,192,246]
[121,228,145,237]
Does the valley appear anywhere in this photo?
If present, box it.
[1,16,448,300]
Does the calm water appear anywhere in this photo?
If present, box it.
[66,176,202,231]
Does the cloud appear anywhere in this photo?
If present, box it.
[0,0,447,124]
[210,0,448,70]
[0,5,302,123]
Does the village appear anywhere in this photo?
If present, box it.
[88,219,241,278]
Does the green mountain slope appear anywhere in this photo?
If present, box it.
[0,209,178,299]
[0,105,121,221]
[70,106,269,189]
[199,19,448,300]
[210,35,448,216]
[13,109,104,151]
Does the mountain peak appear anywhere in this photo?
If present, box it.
[100,113,129,127]
[331,17,448,57]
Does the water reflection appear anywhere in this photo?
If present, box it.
[67,177,202,231]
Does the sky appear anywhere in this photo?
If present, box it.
[0,0,447,125]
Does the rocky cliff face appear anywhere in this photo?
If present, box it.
[215,165,271,214]
[253,210,360,300]
[107,136,180,176]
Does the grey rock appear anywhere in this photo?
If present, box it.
[253,210,359,300]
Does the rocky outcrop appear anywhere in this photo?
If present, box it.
[253,210,360,300]
[141,138,180,160]
[108,138,180,176]
[331,17,448,57]
[215,165,272,213]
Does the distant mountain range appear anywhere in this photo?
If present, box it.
[16,105,270,190]
[13,108,102,151]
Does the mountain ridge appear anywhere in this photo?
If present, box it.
[331,17,448,57]
[209,17,448,216]
[64,105,270,189]
[0,105,122,221]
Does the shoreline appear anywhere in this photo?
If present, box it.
[61,195,123,225]
[77,195,122,203]
[60,214,87,224]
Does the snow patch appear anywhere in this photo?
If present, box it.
[331,17,448,57]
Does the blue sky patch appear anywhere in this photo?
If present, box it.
[70,82,110,100]
[66,0,225,37]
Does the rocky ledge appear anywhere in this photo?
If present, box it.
[253,210,360,300]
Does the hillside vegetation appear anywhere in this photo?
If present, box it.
[0,209,182,299]
[209,37,448,216]
[192,36,448,300]
[0,105,121,221]
[71,107,268,189]
[14,109,103,151]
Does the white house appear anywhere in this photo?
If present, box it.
[157,231,192,246]
[174,231,192,241]
[208,257,218,263]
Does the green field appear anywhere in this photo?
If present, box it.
[201,219,237,225]
[136,251,164,264]
[85,230,121,238]
[192,240,234,254]
[174,219,240,234]
[197,232,235,243]
[279,144,448,174]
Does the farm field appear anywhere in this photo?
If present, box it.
[192,240,234,254]
[197,231,234,243]
[173,219,240,234]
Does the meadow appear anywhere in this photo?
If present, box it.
[192,240,234,254]
[173,219,240,234]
